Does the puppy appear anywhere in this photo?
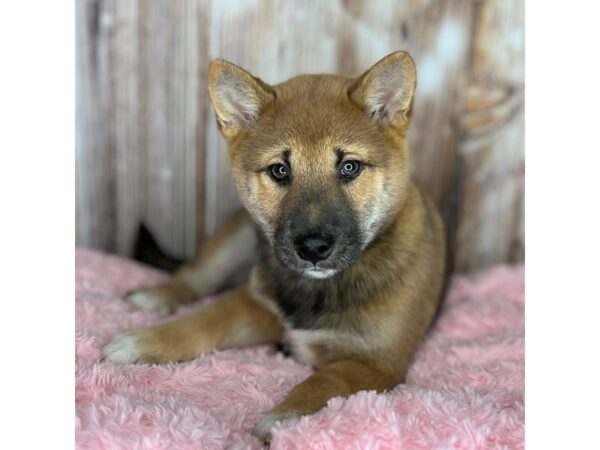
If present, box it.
[104,51,446,442]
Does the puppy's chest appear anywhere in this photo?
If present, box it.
[253,263,372,366]
[272,276,340,329]
[271,279,360,367]
[278,327,335,367]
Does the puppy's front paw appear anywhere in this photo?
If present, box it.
[103,332,143,364]
[104,321,192,364]
[126,289,172,315]
[253,411,301,444]
[103,327,175,364]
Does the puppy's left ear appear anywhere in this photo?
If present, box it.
[349,51,416,134]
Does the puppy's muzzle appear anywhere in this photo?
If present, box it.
[293,232,335,264]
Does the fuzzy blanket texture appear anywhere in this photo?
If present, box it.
[75,249,524,450]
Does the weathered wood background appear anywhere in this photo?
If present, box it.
[76,0,524,273]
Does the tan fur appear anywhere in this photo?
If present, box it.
[108,286,282,364]
[125,210,256,314]
[104,51,446,443]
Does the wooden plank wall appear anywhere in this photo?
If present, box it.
[76,0,524,273]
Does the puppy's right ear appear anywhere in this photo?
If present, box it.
[208,60,275,139]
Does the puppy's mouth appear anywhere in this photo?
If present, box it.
[302,268,338,279]
[273,240,362,280]
[272,220,364,279]
[278,255,348,279]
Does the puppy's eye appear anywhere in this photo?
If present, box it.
[268,163,290,184]
[339,160,362,180]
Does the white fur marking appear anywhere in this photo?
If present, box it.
[303,268,337,279]
[285,328,338,366]
[103,333,141,364]
[126,291,170,315]
[253,411,301,442]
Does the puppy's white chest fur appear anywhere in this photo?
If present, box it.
[249,266,343,367]
[282,327,336,367]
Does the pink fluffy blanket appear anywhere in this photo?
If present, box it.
[75,249,524,449]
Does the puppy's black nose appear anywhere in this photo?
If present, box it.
[294,232,335,264]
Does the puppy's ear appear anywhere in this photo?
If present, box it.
[349,51,416,134]
[208,60,275,139]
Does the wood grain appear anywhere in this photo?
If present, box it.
[76,0,117,251]
[75,0,524,273]
[76,0,202,258]
[454,0,525,271]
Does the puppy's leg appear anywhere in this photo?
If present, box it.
[253,359,398,442]
[127,210,257,314]
[104,285,283,364]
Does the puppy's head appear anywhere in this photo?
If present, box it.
[208,52,416,279]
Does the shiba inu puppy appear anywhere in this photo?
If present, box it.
[104,51,446,442]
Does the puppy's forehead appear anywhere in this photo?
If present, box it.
[248,75,385,156]
[274,74,352,100]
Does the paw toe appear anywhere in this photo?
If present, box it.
[103,333,142,364]
[126,290,171,315]
[253,411,301,443]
